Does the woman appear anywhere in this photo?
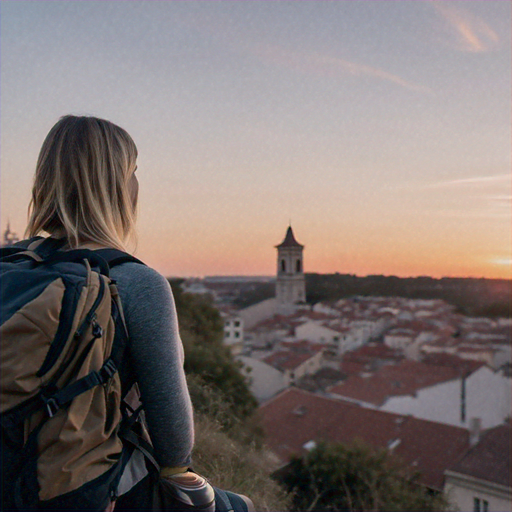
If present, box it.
[24,115,253,511]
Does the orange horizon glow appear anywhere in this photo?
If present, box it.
[139,246,512,281]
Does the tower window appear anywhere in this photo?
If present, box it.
[281,259,286,272]
[296,259,301,272]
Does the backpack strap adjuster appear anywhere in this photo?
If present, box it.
[44,397,60,418]
[98,359,117,382]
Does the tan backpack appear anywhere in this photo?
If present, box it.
[0,237,142,510]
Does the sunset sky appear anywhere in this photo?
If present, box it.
[1,1,510,279]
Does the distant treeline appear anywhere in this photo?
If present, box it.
[232,282,277,309]
[306,273,511,318]
[233,274,511,318]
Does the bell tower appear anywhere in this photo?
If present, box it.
[275,226,305,312]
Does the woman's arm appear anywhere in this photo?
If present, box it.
[111,263,194,468]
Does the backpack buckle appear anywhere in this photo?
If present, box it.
[99,359,117,382]
[44,397,59,418]
[92,322,104,339]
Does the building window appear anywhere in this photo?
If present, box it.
[483,500,489,512]
[281,259,286,272]
[225,332,230,338]
[234,332,240,338]
[473,498,480,512]
[296,259,301,272]
[234,320,240,327]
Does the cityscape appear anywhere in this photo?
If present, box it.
[178,225,511,512]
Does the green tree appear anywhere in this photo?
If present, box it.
[277,441,447,512]
[169,280,258,430]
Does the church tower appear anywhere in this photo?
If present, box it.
[275,226,306,312]
[2,220,19,247]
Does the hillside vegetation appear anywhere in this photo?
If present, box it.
[169,279,289,510]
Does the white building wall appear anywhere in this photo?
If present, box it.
[381,379,462,427]
[223,317,244,345]
[404,332,434,361]
[283,350,324,386]
[493,345,511,368]
[444,471,511,512]
[384,332,414,350]
[380,367,511,429]
[466,367,512,429]
[237,356,286,403]
[350,320,380,342]
[295,321,340,344]
[238,298,277,329]
[457,349,495,368]
[338,330,362,355]
[312,303,339,316]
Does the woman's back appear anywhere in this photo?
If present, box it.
[3,114,253,511]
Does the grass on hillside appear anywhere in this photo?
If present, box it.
[192,413,291,512]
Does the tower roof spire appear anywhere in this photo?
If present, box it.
[276,226,303,248]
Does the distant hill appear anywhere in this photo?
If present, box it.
[229,274,510,318]
[305,274,511,318]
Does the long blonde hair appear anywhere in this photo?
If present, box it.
[26,115,138,251]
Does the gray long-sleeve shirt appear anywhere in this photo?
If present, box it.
[111,262,194,468]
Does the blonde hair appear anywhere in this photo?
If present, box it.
[26,115,138,251]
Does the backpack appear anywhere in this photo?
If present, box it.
[0,237,143,510]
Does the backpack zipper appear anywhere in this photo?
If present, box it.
[37,275,106,378]
[74,276,106,340]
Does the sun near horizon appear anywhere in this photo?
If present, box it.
[135,224,512,282]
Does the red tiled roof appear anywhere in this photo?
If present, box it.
[259,388,469,490]
[328,360,477,406]
[251,315,294,331]
[339,360,366,376]
[421,352,484,373]
[345,343,402,361]
[263,348,322,371]
[280,340,327,351]
[275,226,303,248]
[457,346,495,354]
[448,423,511,488]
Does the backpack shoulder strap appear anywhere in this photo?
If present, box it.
[3,236,43,250]
[94,249,145,268]
[30,237,67,258]
[0,237,44,260]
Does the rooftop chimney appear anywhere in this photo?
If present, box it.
[469,417,482,447]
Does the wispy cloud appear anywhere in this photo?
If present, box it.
[428,210,511,220]
[251,44,432,94]
[394,174,511,221]
[176,10,432,93]
[424,174,510,189]
[486,195,512,203]
[432,1,500,52]
[491,258,512,266]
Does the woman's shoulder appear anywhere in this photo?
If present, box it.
[110,261,170,290]
[109,262,178,322]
